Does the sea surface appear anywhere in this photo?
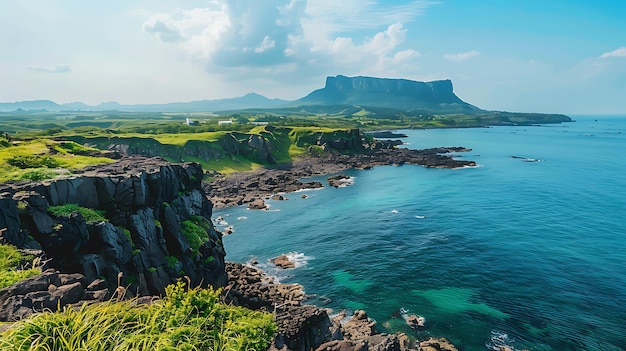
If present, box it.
[214,116,626,351]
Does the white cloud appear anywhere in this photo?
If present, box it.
[599,47,626,58]
[444,50,480,62]
[138,0,433,89]
[142,17,186,42]
[254,36,276,53]
[27,64,71,73]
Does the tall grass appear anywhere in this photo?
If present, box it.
[0,281,276,351]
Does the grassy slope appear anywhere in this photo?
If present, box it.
[0,139,114,182]
[0,281,276,351]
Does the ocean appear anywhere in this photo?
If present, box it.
[213,115,626,351]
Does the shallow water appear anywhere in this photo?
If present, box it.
[215,116,626,351]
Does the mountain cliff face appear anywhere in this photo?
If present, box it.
[0,157,226,300]
[297,75,482,113]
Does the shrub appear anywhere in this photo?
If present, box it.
[181,217,210,255]
[166,256,179,269]
[47,203,107,223]
[7,155,60,169]
[18,169,60,181]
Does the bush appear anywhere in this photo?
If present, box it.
[18,169,59,181]
[181,217,210,255]
[7,155,60,169]
[0,281,277,351]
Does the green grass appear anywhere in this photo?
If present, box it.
[0,139,114,182]
[47,204,107,224]
[0,281,277,351]
[0,244,41,290]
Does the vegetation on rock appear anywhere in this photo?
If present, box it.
[47,204,107,224]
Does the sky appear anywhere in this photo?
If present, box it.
[1,0,625,114]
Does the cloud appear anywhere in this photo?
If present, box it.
[599,47,626,58]
[444,50,480,62]
[253,36,276,53]
[27,64,71,73]
[140,1,434,94]
[142,17,186,42]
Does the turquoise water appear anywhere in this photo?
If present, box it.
[214,116,626,351]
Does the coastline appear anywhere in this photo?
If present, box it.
[207,146,476,350]
[206,146,475,209]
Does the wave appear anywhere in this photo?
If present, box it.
[485,331,520,351]
[284,252,314,268]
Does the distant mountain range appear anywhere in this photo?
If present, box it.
[0,92,287,113]
[0,75,542,117]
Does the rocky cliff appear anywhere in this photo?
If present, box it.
[0,157,226,320]
[297,75,482,113]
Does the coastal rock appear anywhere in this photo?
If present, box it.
[272,254,296,269]
[0,157,227,311]
[406,315,425,329]
[248,198,268,210]
[0,271,101,322]
[418,338,458,351]
[223,262,456,351]
[327,174,353,188]
[207,147,475,209]
[342,310,378,340]
[272,194,287,201]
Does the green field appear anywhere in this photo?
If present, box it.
[0,109,570,182]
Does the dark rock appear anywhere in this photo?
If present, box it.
[0,156,227,316]
[327,174,353,188]
[58,273,87,287]
[272,194,287,201]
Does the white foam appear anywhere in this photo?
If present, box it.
[486,331,519,351]
[284,252,314,268]
[391,209,399,214]
[294,187,324,193]
[414,215,427,219]
[334,177,355,187]
[237,216,247,220]
[453,163,482,169]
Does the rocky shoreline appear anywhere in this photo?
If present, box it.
[224,261,458,351]
[206,147,475,209]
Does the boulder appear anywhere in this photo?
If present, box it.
[248,198,267,210]
[405,314,425,329]
[272,254,296,269]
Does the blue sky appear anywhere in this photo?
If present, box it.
[1,0,625,113]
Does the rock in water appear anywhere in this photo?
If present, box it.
[272,254,296,269]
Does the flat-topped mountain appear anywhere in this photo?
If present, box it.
[296,75,482,114]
